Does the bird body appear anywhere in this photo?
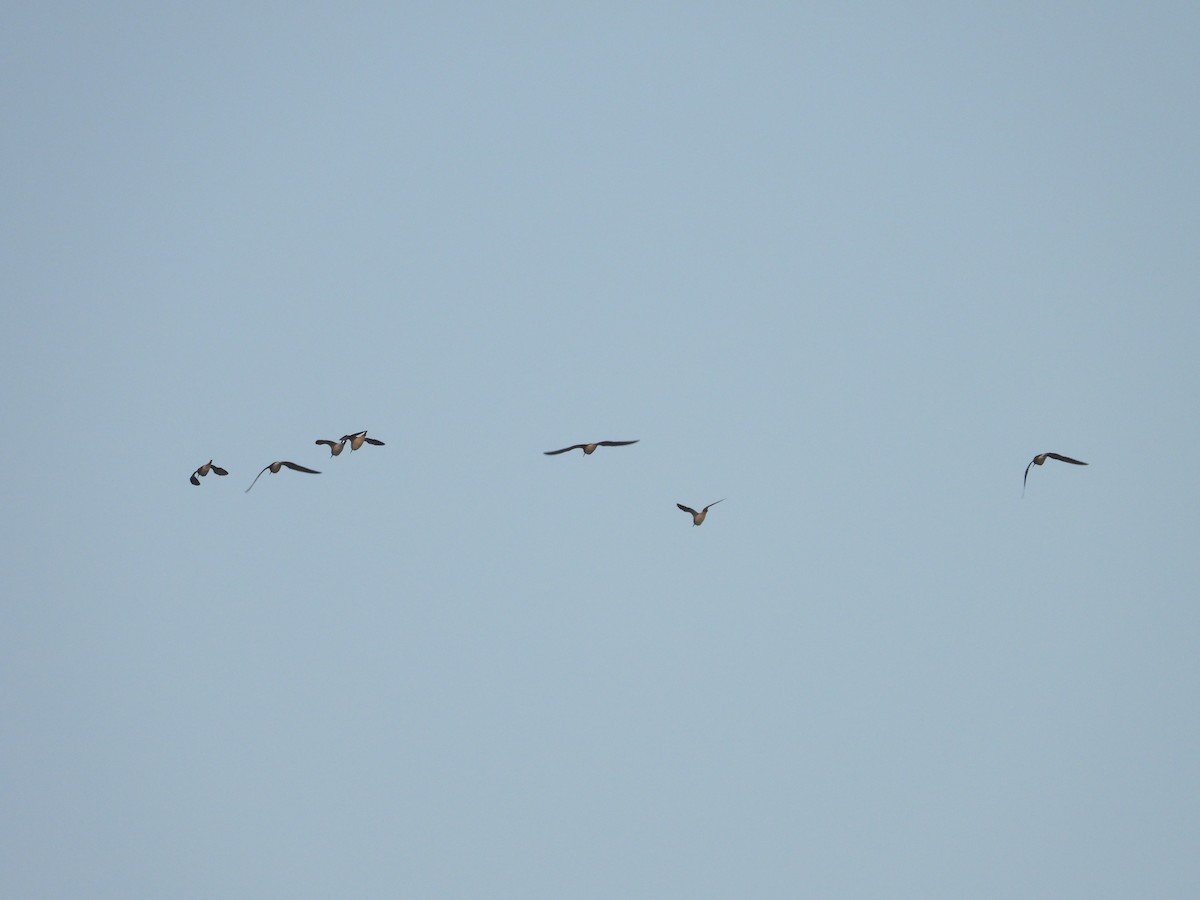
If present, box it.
[1023,452,1088,496]
[245,461,321,492]
[340,431,385,452]
[316,438,346,456]
[190,460,229,486]
[544,440,639,456]
[677,499,725,526]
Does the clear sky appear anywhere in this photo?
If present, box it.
[4,3,1199,897]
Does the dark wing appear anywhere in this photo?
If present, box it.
[339,431,367,442]
[362,437,385,446]
[703,499,726,511]
[245,465,272,493]
[190,471,201,486]
[1022,458,1036,496]
[677,504,698,515]
[544,444,585,455]
[315,439,337,447]
[280,461,321,474]
[211,465,228,476]
[597,440,638,447]
[1045,453,1087,466]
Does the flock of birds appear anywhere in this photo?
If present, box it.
[539,439,724,526]
[192,433,1088,523]
[189,430,386,494]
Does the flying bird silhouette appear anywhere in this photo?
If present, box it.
[677,499,725,526]
[1023,452,1088,496]
[315,438,347,457]
[339,431,386,452]
[543,440,639,456]
[245,461,321,493]
[189,460,229,486]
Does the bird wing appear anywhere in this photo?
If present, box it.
[280,462,321,474]
[1022,458,1036,496]
[190,471,201,486]
[211,465,228,476]
[544,444,585,455]
[1046,453,1087,466]
[362,438,385,445]
[598,440,638,447]
[703,499,726,511]
[339,432,367,442]
[315,439,337,447]
[677,504,698,515]
[245,465,271,493]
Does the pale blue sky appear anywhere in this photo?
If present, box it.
[3,3,1199,897]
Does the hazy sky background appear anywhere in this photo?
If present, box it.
[4,3,1199,897]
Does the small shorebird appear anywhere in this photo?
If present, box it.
[340,431,385,452]
[245,461,321,493]
[315,438,348,457]
[543,440,639,456]
[677,499,725,526]
[1023,452,1088,496]
[189,460,229,486]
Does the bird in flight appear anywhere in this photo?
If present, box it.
[315,437,348,456]
[677,499,725,526]
[245,461,321,493]
[1023,452,1088,496]
[189,460,229,486]
[543,440,639,456]
[340,431,386,452]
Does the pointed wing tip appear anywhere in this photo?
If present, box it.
[282,461,322,474]
[1046,452,1088,465]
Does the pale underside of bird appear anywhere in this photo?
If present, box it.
[677,499,725,526]
[245,461,321,492]
[1023,452,1088,496]
[543,440,639,456]
[339,431,386,452]
[190,460,229,486]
